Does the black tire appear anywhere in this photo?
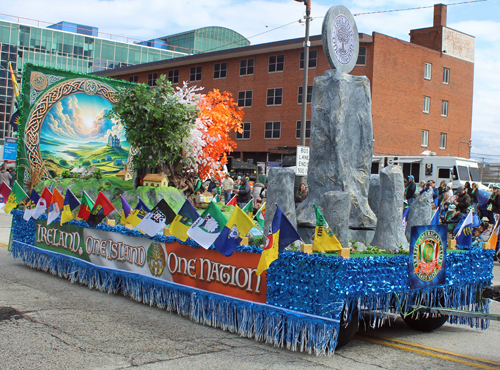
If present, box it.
[402,312,448,332]
[336,307,359,348]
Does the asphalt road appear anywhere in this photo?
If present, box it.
[1,212,499,370]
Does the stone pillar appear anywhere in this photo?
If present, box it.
[264,168,296,235]
[405,190,433,240]
[371,165,408,250]
[321,191,351,248]
[296,69,376,229]
[368,174,381,218]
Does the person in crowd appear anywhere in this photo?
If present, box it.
[472,228,483,249]
[447,182,454,201]
[212,181,221,198]
[252,181,264,212]
[7,167,14,188]
[233,176,241,192]
[464,181,471,195]
[405,175,416,206]
[257,169,267,184]
[438,180,447,203]
[441,204,462,233]
[234,176,251,208]
[260,183,267,203]
[470,182,479,212]
[0,162,12,187]
[221,173,234,204]
[479,217,493,241]
[453,186,471,214]
[207,177,217,193]
[487,184,500,223]
[440,201,450,219]
[295,183,308,207]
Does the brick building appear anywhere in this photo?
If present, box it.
[95,4,474,167]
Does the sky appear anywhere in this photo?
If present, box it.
[2,0,498,160]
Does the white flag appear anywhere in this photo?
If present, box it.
[46,202,61,225]
[32,197,49,220]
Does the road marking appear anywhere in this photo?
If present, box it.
[0,242,8,249]
[356,333,500,370]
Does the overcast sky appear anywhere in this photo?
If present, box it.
[1,0,498,161]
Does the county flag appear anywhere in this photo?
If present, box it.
[8,61,19,98]
[60,189,81,225]
[402,207,410,231]
[77,191,94,221]
[455,210,473,249]
[213,194,220,203]
[226,195,237,206]
[126,198,151,227]
[170,199,200,242]
[23,189,40,221]
[242,201,253,216]
[430,209,440,225]
[47,188,64,225]
[4,181,27,214]
[488,219,500,250]
[313,204,341,251]
[214,206,254,257]
[137,199,176,237]
[0,182,11,204]
[119,195,132,225]
[87,192,115,226]
[254,202,266,229]
[187,201,227,249]
[32,187,52,219]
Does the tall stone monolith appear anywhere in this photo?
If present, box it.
[296,70,376,229]
[368,174,381,217]
[371,165,408,250]
[405,190,433,240]
[264,167,296,236]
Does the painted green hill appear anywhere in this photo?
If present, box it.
[82,146,129,161]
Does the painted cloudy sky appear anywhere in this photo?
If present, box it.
[3,0,498,159]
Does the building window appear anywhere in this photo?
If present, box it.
[168,69,179,84]
[236,122,251,140]
[190,66,202,82]
[147,72,158,86]
[441,100,448,117]
[267,88,283,106]
[423,96,430,113]
[129,75,138,83]
[424,63,432,80]
[356,46,367,65]
[443,68,450,84]
[213,62,227,79]
[299,50,317,69]
[238,91,253,107]
[421,130,429,147]
[440,133,447,149]
[298,85,313,104]
[265,121,281,139]
[240,59,254,76]
[269,54,284,73]
[296,120,311,139]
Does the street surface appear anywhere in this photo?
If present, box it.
[0,212,499,370]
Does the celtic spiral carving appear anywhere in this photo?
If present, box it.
[30,72,48,91]
[84,79,98,96]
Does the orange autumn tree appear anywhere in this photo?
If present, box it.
[195,89,244,180]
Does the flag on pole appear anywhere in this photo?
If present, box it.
[402,207,410,231]
[226,195,237,206]
[126,198,151,227]
[47,188,64,225]
[313,204,342,251]
[119,195,132,225]
[77,191,94,221]
[430,209,440,225]
[8,61,19,98]
[0,182,11,204]
[4,181,26,214]
[213,194,220,203]
[488,218,500,250]
[8,110,20,131]
[241,200,253,215]
[455,210,473,249]
[32,187,52,219]
[256,205,301,276]
[87,192,115,226]
[170,199,200,242]
[254,202,266,229]
[137,199,176,237]
[23,190,40,221]
[187,201,227,249]
[60,189,81,225]
[214,206,254,257]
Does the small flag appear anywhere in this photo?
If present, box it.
[194,179,202,193]
[77,191,94,221]
[23,189,40,221]
[170,199,200,242]
[187,201,227,249]
[0,182,12,204]
[137,199,176,237]
[4,181,26,214]
[488,218,500,250]
[47,188,65,225]
[32,187,53,219]
[120,195,132,225]
[455,210,473,249]
[214,206,254,257]
[87,192,115,226]
[430,209,440,225]
[60,189,81,225]
[241,200,253,215]
[8,61,20,98]
[402,207,410,231]
[313,204,341,251]
[256,205,300,276]
[227,195,237,206]
[213,194,220,203]
[126,198,151,227]
[8,111,20,131]
[254,202,266,229]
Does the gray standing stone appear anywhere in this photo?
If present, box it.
[371,165,408,250]
[320,191,351,248]
[368,174,381,217]
[264,168,296,236]
[296,69,376,229]
[405,190,433,240]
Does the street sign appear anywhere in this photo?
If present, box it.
[3,137,17,161]
[296,145,309,176]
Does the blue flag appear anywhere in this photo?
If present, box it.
[456,210,473,250]
[170,199,200,242]
[276,206,301,252]
[214,206,254,257]
[402,207,410,231]
[430,209,440,225]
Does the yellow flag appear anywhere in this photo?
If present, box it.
[256,230,280,276]
[313,205,342,251]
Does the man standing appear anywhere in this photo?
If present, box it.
[0,162,12,187]
[454,186,471,214]
[257,169,267,184]
[221,174,234,204]
[405,175,416,206]
[234,176,251,208]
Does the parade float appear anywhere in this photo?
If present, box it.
[6,6,496,357]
